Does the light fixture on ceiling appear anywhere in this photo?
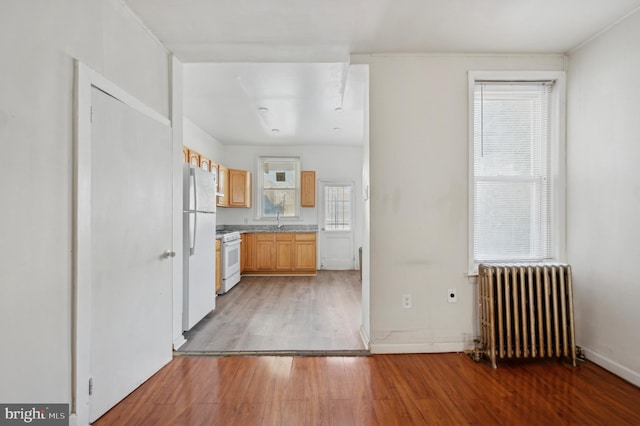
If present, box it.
[333,127,341,132]
[271,128,280,133]
[335,107,343,112]
[258,107,269,113]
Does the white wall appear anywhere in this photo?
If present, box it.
[183,117,226,163]
[351,53,566,353]
[0,0,169,405]
[567,10,640,386]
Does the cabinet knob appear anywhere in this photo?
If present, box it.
[162,250,176,258]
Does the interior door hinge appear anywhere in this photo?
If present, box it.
[89,377,94,396]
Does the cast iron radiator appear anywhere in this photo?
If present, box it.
[477,264,577,368]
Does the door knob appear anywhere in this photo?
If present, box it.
[162,250,176,258]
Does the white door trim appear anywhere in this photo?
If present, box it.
[72,61,171,426]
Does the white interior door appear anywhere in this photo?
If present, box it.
[319,182,355,270]
[89,87,173,422]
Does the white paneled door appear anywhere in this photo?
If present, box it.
[319,182,355,270]
[89,87,173,422]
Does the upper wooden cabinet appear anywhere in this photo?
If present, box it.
[188,149,200,167]
[182,146,249,209]
[200,156,211,172]
[217,165,229,207]
[229,169,251,208]
[300,171,316,207]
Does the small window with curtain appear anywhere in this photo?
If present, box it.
[469,72,566,272]
[324,184,352,231]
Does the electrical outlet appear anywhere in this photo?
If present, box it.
[448,288,457,303]
[402,294,412,309]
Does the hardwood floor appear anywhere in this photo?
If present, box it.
[94,353,640,425]
[179,270,365,353]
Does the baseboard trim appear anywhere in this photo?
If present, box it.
[370,342,465,354]
[173,349,370,357]
[583,347,640,387]
[358,326,370,350]
[173,335,187,351]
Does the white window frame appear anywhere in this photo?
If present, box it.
[255,156,301,220]
[468,71,567,274]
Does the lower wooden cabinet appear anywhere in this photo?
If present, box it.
[241,232,316,275]
[275,233,294,272]
[255,233,276,271]
[294,233,317,272]
[241,233,256,273]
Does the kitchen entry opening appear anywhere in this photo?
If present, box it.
[320,182,355,270]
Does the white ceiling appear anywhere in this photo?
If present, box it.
[126,0,640,145]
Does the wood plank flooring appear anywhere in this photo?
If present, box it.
[179,270,365,353]
[94,353,640,425]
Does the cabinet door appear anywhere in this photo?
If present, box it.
[229,169,251,208]
[217,165,229,207]
[200,156,211,172]
[182,146,189,163]
[275,233,294,271]
[255,233,275,271]
[294,233,317,272]
[188,150,200,167]
[241,233,256,272]
[300,171,316,207]
[215,238,221,293]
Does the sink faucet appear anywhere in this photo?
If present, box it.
[276,210,283,229]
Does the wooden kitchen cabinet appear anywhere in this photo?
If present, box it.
[241,233,256,272]
[242,232,316,275]
[294,233,317,271]
[229,169,251,208]
[182,146,189,163]
[217,165,229,207]
[300,171,316,207]
[255,233,276,271]
[200,155,211,172]
[215,238,221,294]
[188,149,200,167]
[275,233,294,271]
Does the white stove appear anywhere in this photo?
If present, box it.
[217,231,241,294]
[217,230,240,243]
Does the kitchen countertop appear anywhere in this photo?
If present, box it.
[216,225,318,235]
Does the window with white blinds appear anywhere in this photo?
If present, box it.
[471,80,557,265]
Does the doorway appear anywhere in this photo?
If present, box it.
[177,62,371,355]
[319,181,355,270]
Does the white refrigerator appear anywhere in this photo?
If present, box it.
[183,164,217,331]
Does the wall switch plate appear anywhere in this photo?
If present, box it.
[448,288,457,303]
[402,294,412,309]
